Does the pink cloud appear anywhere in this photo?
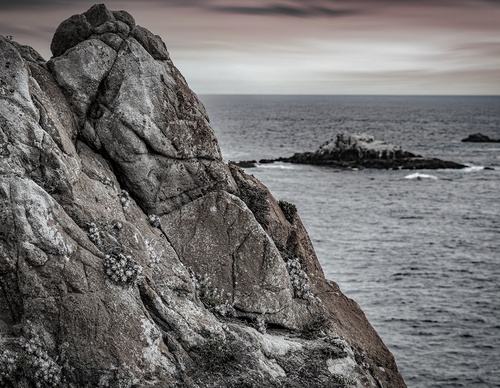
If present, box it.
[1,0,499,94]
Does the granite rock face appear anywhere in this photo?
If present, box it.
[0,5,406,387]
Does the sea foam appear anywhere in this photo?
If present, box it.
[462,166,485,173]
[404,173,438,180]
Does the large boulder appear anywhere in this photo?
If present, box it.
[0,5,406,387]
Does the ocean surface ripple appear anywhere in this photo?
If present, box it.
[202,95,500,388]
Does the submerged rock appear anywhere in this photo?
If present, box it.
[461,133,500,143]
[0,5,406,387]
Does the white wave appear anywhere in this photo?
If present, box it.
[462,166,485,173]
[257,163,295,170]
[404,173,438,180]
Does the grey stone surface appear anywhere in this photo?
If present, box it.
[0,5,407,387]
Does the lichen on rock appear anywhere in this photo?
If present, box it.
[0,4,407,387]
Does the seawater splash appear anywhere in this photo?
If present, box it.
[404,173,438,180]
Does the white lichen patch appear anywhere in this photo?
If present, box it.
[20,187,74,257]
[256,354,286,379]
[327,356,357,376]
[257,333,303,358]
[140,318,176,374]
[21,241,49,266]
[326,348,360,388]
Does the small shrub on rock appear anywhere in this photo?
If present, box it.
[237,181,270,227]
[278,200,297,224]
[192,272,235,317]
[253,314,267,334]
[301,314,331,340]
[0,336,63,388]
[147,214,160,228]
[278,247,313,300]
[118,190,131,210]
[87,222,102,246]
[0,349,19,386]
[195,336,244,373]
[87,222,123,256]
[103,253,143,285]
[24,337,62,387]
[145,240,161,265]
[285,257,312,300]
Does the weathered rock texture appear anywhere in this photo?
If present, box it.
[0,5,406,387]
[241,132,466,170]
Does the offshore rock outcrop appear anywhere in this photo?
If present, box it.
[240,133,466,169]
[0,5,406,387]
[461,133,500,143]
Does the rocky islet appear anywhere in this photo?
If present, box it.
[461,133,500,143]
[237,132,466,170]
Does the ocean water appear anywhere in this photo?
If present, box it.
[200,95,500,388]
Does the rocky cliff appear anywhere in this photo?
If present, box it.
[0,5,406,387]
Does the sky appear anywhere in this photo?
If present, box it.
[1,0,500,95]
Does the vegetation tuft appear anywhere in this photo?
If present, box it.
[301,314,331,340]
[278,200,297,224]
[237,181,270,227]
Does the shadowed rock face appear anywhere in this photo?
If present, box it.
[0,4,406,387]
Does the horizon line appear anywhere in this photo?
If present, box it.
[199,93,500,97]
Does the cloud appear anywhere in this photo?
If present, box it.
[0,0,202,10]
[211,4,359,18]
[0,24,53,37]
[0,0,84,10]
[1,0,499,95]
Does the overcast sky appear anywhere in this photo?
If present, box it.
[1,0,500,95]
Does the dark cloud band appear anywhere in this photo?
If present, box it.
[211,4,359,18]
